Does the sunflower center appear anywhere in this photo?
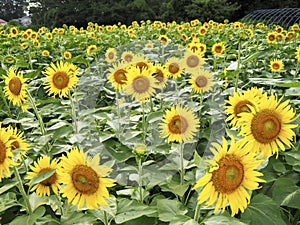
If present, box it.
[52,72,69,90]
[11,140,20,150]
[0,141,6,163]
[124,54,133,63]
[9,77,22,95]
[108,52,115,60]
[72,165,99,195]
[272,63,280,70]
[40,168,57,186]
[234,100,253,117]
[153,69,164,82]
[114,69,127,84]
[251,109,281,144]
[169,63,180,74]
[186,55,200,68]
[132,76,150,93]
[212,155,244,194]
[269,35,275,41]
[168,115,188,134]
[195,75,207,88]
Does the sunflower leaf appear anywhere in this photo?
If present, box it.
[29,169,56,187]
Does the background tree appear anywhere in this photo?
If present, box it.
[0,0,28,21]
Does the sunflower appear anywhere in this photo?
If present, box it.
[63,51,72,60]
[124,66,158,101]
[26,156,60,197]
[58,147,116,210]
[6,125,30,157]
[105,48,117,63]
[121,51,134,63]
[160,105,199,143]
[10,27,18,37]
[270,59,284,73]
[189,69,213,94]
[20,42,29,50]
[152,64,169,90]
[42,50,50,57]
[87,45,97,56]
[181,50,205,74]
[165,57,183,79]
[238,93,298,158]
[3,67,28,112]
[159,35,169,45]
[107,62,129,91]
[266,32,277,44]
[0,127,15,182]
[212,43,225,57]
[193,136,265,216]
[295,46,300,62]
[4,55,16,64]
[198,26,207,36]
[43,61,79,98]
[225,87,262,128]
[130,54,155,73]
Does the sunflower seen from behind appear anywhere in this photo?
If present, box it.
[43,61,79,98]
[193,136,265,216]
[26,155,61,197]
[3,67,29,112]
[238,93,298,158]
[160,105,199,143]
[58,147,116,210]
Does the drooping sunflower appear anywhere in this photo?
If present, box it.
[181,50,205,74]
[43,61,79,98]
[105,48,117,63]
[58,147,116,210]
[160,105,199,143]
[124,66,158,101]
[3,67,28,112]
[238,93,298,158]
[225,87,262,128]
[165,57,183,79]
[212,43,225,57]
[107,62,129,91]
[189,69,213,94]
[26,155,61,197]
[0,126,15,182]
[193,136,265,216]
[270,59,284,73]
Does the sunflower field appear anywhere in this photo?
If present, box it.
[0,19,299,225]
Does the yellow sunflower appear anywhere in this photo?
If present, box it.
[107,62,129,91]
[42,50,50,57]
[105,48,117,63]
[266,32,277,44]
[198,26,207,36]
[159,35,169,45]
[181,50,205,74]
[63,51,72,60]
[0,127,15,182]
[10,27,18,37]
[6,125,30,157]
[238,93,298,158]
[124,66,158,101]
[87,45,97,56]
[121,51,134,63]
[270,59,284,73]
[26,155,61,197]
[193,136,265,216]
[189,69,213,94]
[212,43,225,57]
[152,64,169,90]
[295,46,300,62]
[3,67,28,112]
[130,54,155,73]
[43,61,79,98]
[165,57,183,79]
[58,147,116,210]
[225,87,263,128]
[160,105,199,143]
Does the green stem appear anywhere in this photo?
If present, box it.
[138,157,144,202]
[193,203,201,222]
[13,166,32,214]
[179,142,185,185]
[69,91,78,134]
[294,61,299,80]
[103,210,109,225]
[141,101,146,144]
[234,41,241,92]
[26,90,49,153]
[0,89,12,118]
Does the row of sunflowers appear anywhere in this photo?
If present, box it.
[0,19,299,224]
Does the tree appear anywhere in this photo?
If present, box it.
[0,0,28,21]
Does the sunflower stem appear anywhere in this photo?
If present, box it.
[0,89,12,118]
[294,61,299,80]
[141,101,146,144]
[103,210,109,225]
[13,166,32,215]
[26,90,49,154]
[69,91,78,134]
[234,40,241,92]
[193,203,201,222]
[138,157,144,202]
[179,142,185,185]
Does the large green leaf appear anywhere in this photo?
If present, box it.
[241,194,286,225]
[204,215,248,225]
[157,199,188,222]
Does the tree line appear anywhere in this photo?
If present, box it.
[1,0,299,28]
